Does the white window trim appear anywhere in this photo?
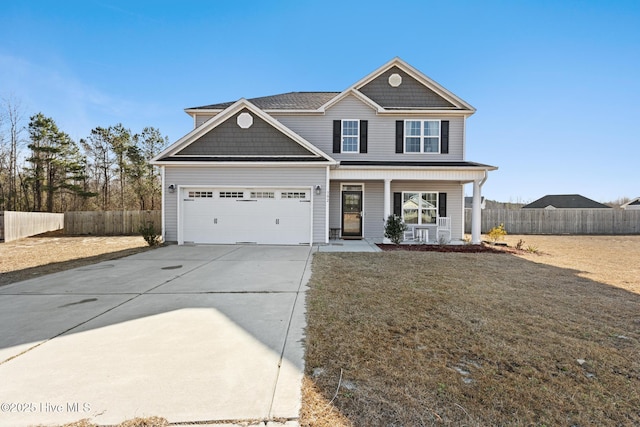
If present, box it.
[401,191,439,225]
[404,120,441,154]
[341,119,359,153]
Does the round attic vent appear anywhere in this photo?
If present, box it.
[237,112,253,129]
[388,73,402,87]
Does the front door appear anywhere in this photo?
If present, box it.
[342,190,363,238]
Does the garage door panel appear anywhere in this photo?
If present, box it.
[181,188,311,245]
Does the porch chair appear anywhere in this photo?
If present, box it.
[437,217,452,243]
[403,226,419,242]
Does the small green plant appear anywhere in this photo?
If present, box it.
[526,245,539,254]
[515,239,525,250]
[487,223,507,243]
[384,214,408,245]
[139,222,161,247]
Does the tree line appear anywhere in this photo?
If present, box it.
[0,96,169,213]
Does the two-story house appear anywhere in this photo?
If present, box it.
[151,58,496,245]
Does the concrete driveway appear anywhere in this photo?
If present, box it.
[0,244,312,427]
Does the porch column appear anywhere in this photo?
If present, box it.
[383,179,391,243]
[471,179,482,244]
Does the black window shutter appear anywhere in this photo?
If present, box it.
[395,121,404,153]
[441,120,449,154]
[438,193,447,217]
[359,120,368,153]
[393,192,402,217]
[333,120,341,153]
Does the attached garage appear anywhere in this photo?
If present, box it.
[179,187,312,245]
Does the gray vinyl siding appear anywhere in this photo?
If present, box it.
[329,181,341,231]
[195,114,216,128]
[363,181,385,238]
[179,109,313,156]
[331,181,462,239]
[391,181,464,240]
[329,180,461,240]
[163,166,327,243]
[273,95,465,161]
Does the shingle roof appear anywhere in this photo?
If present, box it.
[190,92,340,110]
[522,194,611,209]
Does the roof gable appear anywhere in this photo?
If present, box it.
[620,197,640,208]
[358,65,456,109]
[152,99,335,164]
[176,108,313,157]
[345,57,475,112]
[523,194,611,209]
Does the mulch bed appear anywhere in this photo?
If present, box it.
[376,243,511,253]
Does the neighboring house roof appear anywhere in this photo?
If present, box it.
[522,194,611,209]
[464,196,485,209]
[190,92,339,111]
[620,197,640,209]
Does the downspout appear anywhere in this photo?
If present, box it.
[480,169,488,188]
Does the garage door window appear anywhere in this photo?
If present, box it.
[251,191,275,199]
[282,191,307,199]
[188,191,213,198]
[220,191,244,198]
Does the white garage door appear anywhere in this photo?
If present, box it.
[181,188,312,245]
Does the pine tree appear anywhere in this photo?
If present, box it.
[26,113,92,212]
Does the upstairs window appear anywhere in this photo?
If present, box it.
[341,120,359,153]
[333,120,368,154]
[404,120,441,153]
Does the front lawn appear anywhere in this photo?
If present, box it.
[302,236,640,426]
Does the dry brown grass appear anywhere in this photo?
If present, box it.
[302,235,640,426]
[42,416,169,427]
[0,233,151,287]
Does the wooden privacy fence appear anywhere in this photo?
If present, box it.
[465,209,640,235]
[0,211,65,242]
[64,210,161,235]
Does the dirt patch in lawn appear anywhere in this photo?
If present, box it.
[0,233,152,287]
[302,235,640,426]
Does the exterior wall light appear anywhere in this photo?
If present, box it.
[168,184,176,193]
[315,185,321,195]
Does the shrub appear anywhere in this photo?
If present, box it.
[139,222,161,247]
[384,214,408,245]
[515,239,525,250]
[487,223,507,243]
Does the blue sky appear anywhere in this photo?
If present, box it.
[1,0,638,203]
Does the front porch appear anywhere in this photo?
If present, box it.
[327,166,490,244]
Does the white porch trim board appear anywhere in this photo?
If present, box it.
[330,168,488,182]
